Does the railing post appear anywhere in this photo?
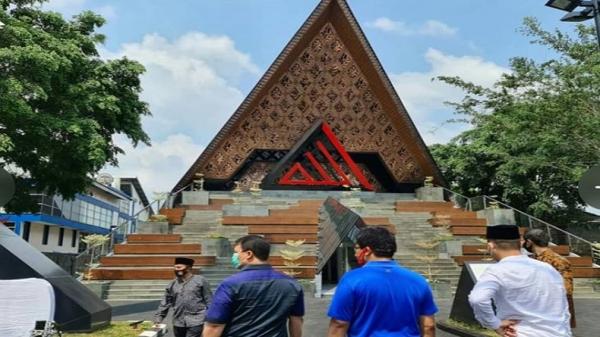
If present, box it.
[483,197,487,209]
[467,198,472,212]
[527,216,532,229]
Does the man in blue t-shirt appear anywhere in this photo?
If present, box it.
[327,226,438,337]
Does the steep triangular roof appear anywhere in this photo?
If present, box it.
[173,0,445,192]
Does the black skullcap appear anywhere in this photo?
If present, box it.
[486,224,520,240]
[174,257,194,266]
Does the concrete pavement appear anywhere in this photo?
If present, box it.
[109,297,598,336]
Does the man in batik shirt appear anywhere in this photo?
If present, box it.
[523,229,575,328]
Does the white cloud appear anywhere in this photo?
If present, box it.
[104,134,204,195]
[44,0,117,20]
[100,31,260,194]
[43,0,86,11]
[103,32,259,142]
[367,18,457,37]
[391,48,509,144]
[369,17,406,32]
[420,20,458,37]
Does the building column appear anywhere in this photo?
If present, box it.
[314,273,322,298]
[13,219,22,236]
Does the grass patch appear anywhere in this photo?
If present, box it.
[64,321,153,337]
[445,319,497,337]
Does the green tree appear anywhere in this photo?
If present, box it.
[431,18,600,225]
[0,0,150,211]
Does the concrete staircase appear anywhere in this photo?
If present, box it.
[573,279,600,299]
[104,260,237,301]
[173,209,249,244]
[188,193,464,291]
[87,233,234,301]
[90,234,216,280]
[355,201,462,298]
[390,213,461,286]
[93,190,600,301]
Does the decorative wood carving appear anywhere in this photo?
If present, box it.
[202,23,422,183]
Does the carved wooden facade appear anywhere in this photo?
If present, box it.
[174,0,445,192]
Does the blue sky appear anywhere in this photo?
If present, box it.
[44,0,584,194]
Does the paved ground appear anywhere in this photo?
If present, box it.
[109,297,598,336]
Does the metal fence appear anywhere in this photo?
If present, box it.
[73,198,161,278]
[441,187,599,266]
[441,188,472,210]
[73,215,129,278]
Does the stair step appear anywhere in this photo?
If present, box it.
[106,296,166,301]
[108,288,166,294]
[127,234,182,243]
[114,243,202,254]
[90,267,186,280]
[100,255,216,267]
[430,218,487,226]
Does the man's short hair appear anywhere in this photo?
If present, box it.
[523,229,549,247]
[234,235,271,261]
[356,226,396,258]
[489,239,521,250]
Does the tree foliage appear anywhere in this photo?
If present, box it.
[0,0,150,211]
[430,18,600,225]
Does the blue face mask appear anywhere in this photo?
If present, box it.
[231,253,241,269]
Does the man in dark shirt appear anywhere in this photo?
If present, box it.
[203,235,304,337]
[154,257,213,337]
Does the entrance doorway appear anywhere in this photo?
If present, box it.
[321,243,356,284]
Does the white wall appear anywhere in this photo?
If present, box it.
[26,223,79,254]
[87,187,121,208]
[130,188,150,221]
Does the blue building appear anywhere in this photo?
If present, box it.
[1,180,134,255]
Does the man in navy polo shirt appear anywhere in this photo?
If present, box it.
[327,226,438,337]
[203,235,304,337]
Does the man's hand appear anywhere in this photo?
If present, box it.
[288,316,303,337]
[494,320,518,337]
[420,315,436,337]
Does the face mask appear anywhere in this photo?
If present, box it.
[231,253,241,269]
[523,241,534,253]
[175,270,185,278]
[356,248,368,266]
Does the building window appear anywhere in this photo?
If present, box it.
[58,227,64,246]
[42,225,50,245]
[71,230,77,248]
[121,183,133,197]
[119,200,130,214]
[23,222,31,242]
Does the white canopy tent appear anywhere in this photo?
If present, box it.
[0,278,55,337]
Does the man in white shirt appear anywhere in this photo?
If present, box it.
[469,225,571,337]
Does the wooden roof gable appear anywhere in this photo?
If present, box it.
[173,0,445,191]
